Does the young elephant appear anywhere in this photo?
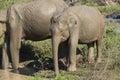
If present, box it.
[51,5,105,75]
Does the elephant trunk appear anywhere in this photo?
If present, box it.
[52,34,61,76]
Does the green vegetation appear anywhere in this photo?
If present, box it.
[74,0,120,15]
[0,0,27,11]
[97,4,120,16]
[0,0,120,80]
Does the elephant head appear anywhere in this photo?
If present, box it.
[51,12,79,41]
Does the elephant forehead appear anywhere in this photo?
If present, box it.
[59,16,67,23]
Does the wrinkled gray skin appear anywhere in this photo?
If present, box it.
[51,5,105,75]
[0,11,7,37]
[2,0,68,76]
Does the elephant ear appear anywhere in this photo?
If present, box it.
[68,16,77,29]
[67,14,79,35]
[68,14,79,28]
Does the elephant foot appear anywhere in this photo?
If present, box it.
[12,69,19,74]
[96,58,102,63]
[2,66,8,70]
[55,72,60,77]
[2,62,8,70]
[67,65,76,72]
[88,59,95,63]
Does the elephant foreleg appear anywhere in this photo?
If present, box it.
[9,26,22,73]
[67,29,79,71]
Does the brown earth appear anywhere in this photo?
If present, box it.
[0,69,31,80]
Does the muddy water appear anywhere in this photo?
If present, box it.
[0,69,30,80]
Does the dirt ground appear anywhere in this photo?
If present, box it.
[0,69,31,80]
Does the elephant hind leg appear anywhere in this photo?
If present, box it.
[87,42,95,63]
[95,38,103,63]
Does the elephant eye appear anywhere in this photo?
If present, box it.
[52,19,56,24]
[51,17,57,24]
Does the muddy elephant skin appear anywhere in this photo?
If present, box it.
[2,0,68,75]
[51,5,105,75]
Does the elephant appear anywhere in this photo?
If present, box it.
[2,0,68,75]
[0,10,7,37]
[50,5,105,75]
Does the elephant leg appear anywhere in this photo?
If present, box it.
[67,33,78,72]
[10,29,21,73]
[87,42,94,63]
[96,38,103,63]
[9,18,22,72]
[2,36,9,69]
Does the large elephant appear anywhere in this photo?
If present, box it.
[2,0,68,75]
[51,5,105,75]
